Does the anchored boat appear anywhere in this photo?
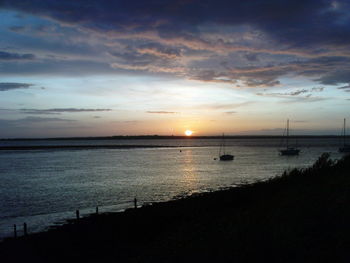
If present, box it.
[219,133,234,161]
[279,119,300,156]
[339,118,350,153]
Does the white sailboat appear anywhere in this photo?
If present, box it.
[339,118,350,153]
[219,133,234,161]
[279,119,300,156]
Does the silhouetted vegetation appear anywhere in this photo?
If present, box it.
[1,153,350,262]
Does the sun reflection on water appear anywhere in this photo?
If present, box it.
[180,149,200,190]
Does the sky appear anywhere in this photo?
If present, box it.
[0,0,350,138]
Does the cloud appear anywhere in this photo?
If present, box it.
[0,82,33,91]
[146,111,179,114]
[190,70,236,84]
[20,116,76,122]
[316,70,350,85]
[256,89,328,103]
[0,51,35,60]
[3,0,349,48]
[281,96,328,103]
[311,87,324,92]
[288,89,309,96]
[196,101,254,110]
[8,25,26,32]
[0,59,118,76]
[190,56,341,87]
[245,79,280,87]
[19,108,112,114]
[243,52,259,62]
[136,43,181,59]
[109,49,185,75]
[338,85,350,90]
[1,0,350,88]
[0,116,76,126]
[256,86,326,98]
[0,108,113,115]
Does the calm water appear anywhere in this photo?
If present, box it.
[0,138,345,239]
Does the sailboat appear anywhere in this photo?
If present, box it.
[279,119,300,156]
[219,133,234,161]
[339,118,350,153]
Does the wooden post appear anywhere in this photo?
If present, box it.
[134,198,137,209]
[13,224,17,238]
[96,206,99,215]
[76,210,80,221]
[23,223,27,236]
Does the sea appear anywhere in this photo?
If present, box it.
[0,137,345,239]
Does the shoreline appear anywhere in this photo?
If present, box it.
[1,135,349,141]
[1,153,350,262]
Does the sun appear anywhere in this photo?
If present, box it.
[185,130,193,136]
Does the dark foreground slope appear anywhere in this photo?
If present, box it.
[1,153,350,263]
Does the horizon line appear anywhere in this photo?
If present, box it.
[1,134,348,140]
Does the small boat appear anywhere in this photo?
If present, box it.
[339,118,350,153]
[220,154,234,161]
[279,119,300,156]
[219,133,234,161]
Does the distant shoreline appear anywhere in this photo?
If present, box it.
[0,135,348,141]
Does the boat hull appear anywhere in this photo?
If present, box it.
[279,148,300,156]
[220,154,234,161]
[339,147,350,153]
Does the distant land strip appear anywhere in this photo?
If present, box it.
[0,145,181,151]
[0,135,348,141]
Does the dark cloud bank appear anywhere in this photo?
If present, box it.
[1,0,350,88]
[0,51,35,61]
[0,82,33,91]
[2,0,349,46]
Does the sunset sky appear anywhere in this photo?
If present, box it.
[0,0,350,138]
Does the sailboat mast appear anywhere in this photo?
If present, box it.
[223,133,226,154]
[287,119,289,148]
[344,118,346,147]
